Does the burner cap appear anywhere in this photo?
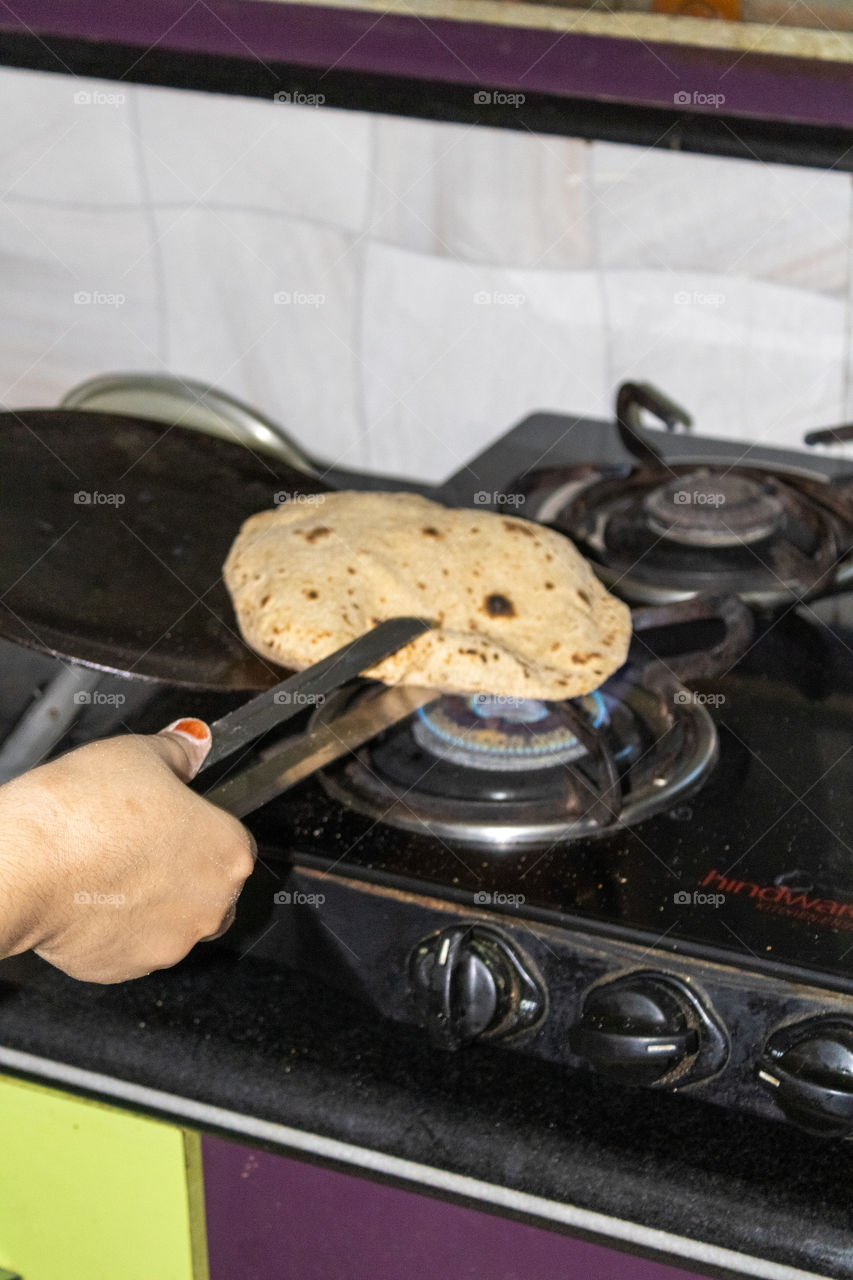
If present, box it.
[642,471,785,548]
[412,694,595,772]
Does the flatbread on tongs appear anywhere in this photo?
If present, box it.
[223,491,631,700]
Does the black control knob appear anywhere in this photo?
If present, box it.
[759,1019,853,1135]
[569,974,705,1086]
[410,925,544,1051]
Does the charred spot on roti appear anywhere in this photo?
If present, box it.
[503,519,534,538]
[303,588,319,599]
[577,589,591,606]
[302,526,331,543]
[544,582,554,590]
[484,593,516,619]
[422,526,441,537]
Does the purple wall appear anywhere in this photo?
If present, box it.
[1,0,852,129]
[202,1133,717,1280]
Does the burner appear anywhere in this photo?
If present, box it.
[411,694,595,771]
[504,382,853,607]
[312,677,718,849]
[525,464,845,607]
[642,471,785,548]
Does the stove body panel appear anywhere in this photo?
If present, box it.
[239,864,853,1131]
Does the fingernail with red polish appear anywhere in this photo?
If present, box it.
[165,718,211,742]
[160,718,212,777]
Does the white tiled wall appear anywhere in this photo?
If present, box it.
[1,66,851,482]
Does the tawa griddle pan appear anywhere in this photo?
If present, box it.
[0,409,331,690]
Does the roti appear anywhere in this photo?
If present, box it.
[223,491,631,699]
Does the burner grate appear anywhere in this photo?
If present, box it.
[311,674,717,850]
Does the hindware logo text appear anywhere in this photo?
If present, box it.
[701,870,853,930]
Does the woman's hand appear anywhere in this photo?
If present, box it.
[0,720,256,983]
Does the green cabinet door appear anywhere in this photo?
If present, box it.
[0,1073,208,1280]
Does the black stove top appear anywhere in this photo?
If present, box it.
[248,405,853,1002]
[253,607,853,993]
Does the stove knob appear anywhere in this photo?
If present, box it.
[410,925,544,1051]
[569,974,701,1086]
[758,1019,853,1135]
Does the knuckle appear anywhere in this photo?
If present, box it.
[217,817,256,877]
[199,922,221,945]
[199,903,234,942]
[231,844,256,882]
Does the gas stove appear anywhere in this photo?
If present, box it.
[4,385,853,1138]
[233,389,853,1139]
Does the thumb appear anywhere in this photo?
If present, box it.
[150,718,213,782]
